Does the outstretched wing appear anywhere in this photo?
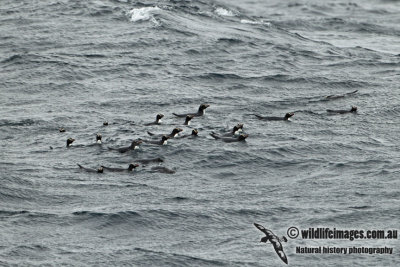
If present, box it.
[273,244,288,264]
[254,223,268,234]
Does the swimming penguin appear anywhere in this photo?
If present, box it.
[101,163,139,172]
[103,121,109,126]
[327,106,357,114]
[151,166,176,174]
[172,104,210,117]
[136,158,164,165]
[143,135,169,145]
[108,139,143,153]
[77,164,104,173]
[254,112,294,121]
[254,223,288,264]
[144,114,164,126]
[59,128,66,133]
[325,90,358,100]
[210,133,248,142]
[184,115,194,125]
[147,127,183,138]
[96,134,102,144]
[179,129,198,138]
[220,123,244,137]
[66,138,75,147]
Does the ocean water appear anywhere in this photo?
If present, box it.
[1,0,399,266]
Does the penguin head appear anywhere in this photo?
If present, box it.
[233,123,244,133]
[199,104,210,111]
[192,129,198,136]
[172,127,183,135]
[103,121,109,126]
[59,127,66,133]
[96,133,102,143]
[185,115,194,124]
[131,139,143,148]
[97,167,104,173]
[66,138,75,147]
[128,163,140,171]
[238,134,248,141]
[285,112,294,119]
[350,106,357,112]
[156,114,164,120]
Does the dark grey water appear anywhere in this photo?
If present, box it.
[1,0,399,266]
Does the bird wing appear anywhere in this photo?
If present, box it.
[273,243,288,264]
[254,223,268,234]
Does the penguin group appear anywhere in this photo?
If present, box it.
[61,104,215,175]
[60,89,358,175]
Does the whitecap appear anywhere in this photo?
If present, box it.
[240,19,271,26]
[240,19,260,25]
[128,6,161,23]
[215,7,235,17]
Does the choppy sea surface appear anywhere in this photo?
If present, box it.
[1,0,399,266]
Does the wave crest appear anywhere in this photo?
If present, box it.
[128,6,161,23]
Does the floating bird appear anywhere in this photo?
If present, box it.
[147,127,183,139]
[101,163,139,172]
[172,104,210,117]
[254,112,294,121]
[143,135,169,145]
[220,123,243,137]
[77,164,103,173]
[184,115,194,125]
[108,140,143,153]
[327,106,357,114]
[144,114,164,126]
[96,133,102,144]
[66,138,75,147]
[210,133,248,142]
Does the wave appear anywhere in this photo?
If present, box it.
[128,6,161,23]
[214,7,236,17]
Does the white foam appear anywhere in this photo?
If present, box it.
[240,19,260,25]
[215,7,235,17]
[128,6,160,22]
[240,19,271,26]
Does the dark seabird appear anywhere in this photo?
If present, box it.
[143,135,169,145]
[172,104,210,117]
[108,139,143,153]
[144,114,164,126]
[101,163,139,172]
[327,106,357,114]
[184,115,194,125]
[209,133,248,143]
[147,127,183,139]
[96,133,102,144]
[179,129,198,138]
[254,223,288,264]
[77,164,103,173]
[66,138,75,147]
[254,112,294,121]
[221,123,244,137]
